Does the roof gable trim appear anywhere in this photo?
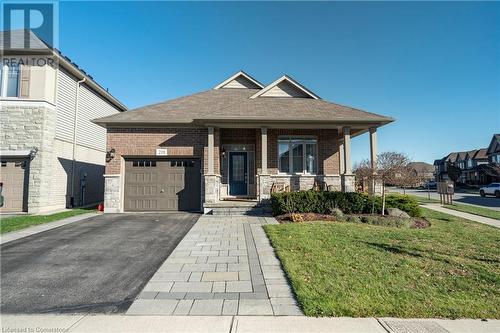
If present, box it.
[213,70,264,90]
[250,75,320,99]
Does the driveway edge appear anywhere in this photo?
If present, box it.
[0,212,100,245]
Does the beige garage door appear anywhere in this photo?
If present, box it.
[124,158,201,212]
[0,160,28,212]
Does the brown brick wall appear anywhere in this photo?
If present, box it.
[256,128,340,175]
[106,127,220,175]
[106,127,338,177]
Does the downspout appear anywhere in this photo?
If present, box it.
[70,77,86,207]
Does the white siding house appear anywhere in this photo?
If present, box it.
[0,30,126,213]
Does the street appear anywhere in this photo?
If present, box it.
[387,187,500,211]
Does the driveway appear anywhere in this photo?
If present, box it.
[0,213,199,314]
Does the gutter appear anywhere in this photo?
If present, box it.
[70,77,86,207]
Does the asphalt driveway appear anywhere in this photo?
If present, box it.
[0,213,199,314]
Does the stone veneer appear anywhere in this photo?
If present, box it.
[104,175,121,213]
[1,102,56,213]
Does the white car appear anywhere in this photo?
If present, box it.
[479,183,500,198]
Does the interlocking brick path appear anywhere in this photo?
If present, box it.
[126,215,302,316]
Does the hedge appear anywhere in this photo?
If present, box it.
[270,191,421,217]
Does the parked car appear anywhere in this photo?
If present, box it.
[424,180,437,189]
[479,183,500,198]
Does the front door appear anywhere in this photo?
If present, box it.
[229,152,248,196]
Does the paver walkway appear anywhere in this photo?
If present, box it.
[423,203,500,228]
[127,215,302,316]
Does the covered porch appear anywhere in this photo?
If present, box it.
[203,122,379,211]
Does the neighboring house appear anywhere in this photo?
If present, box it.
[434,143,494,186]
[94,71,394,213]
[462,149,489,185]
[487,134,500,164]
[408,162,434,185]
[0,30,126,213]
[434,152,458,181]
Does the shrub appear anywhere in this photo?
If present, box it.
[345,215,362,224]
[271,191,421,217]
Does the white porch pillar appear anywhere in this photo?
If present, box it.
[369,127,378,171]
[261,127,268,174]
[339,141,345,175]
[208,127,214,174]
[343,127,352,174]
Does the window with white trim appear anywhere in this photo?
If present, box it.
[0,64,20,97]
[278,137,317,174]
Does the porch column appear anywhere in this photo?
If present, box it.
[208,127,214,174]
[261,127,268,174]
[343,127,351,174]
[339,141,345,175]
[369,127,377,171]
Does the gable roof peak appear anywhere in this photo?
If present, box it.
[250,74,321,100]
[213,70,264,90]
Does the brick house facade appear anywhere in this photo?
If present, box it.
[96,71,393,213]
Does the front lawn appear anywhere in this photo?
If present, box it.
[443,204,500,220]
[264,208,500,318]
[0,209,94,234]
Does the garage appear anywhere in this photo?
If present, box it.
[0,159,28,213]
[124,158,201,212]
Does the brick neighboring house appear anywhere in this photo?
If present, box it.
[94,71,394,213]
[0,30,126,213]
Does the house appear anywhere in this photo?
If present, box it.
[486,134,500,164]
[407,162,434,185]
[434,152,458,181]
[94,71,393,213]
[0,30,127,213]
[461,149,489,185]
[434,144,494,186]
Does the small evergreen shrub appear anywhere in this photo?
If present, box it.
[271,191,421,217]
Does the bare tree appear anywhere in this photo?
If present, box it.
[397,166,426,194]
[446,162,462,185]
[355,151,412,215]
[353,159,374,192]
[484,164,500,180]
[376,152,411,215]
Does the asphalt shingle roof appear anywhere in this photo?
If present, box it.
[94,87,394,126]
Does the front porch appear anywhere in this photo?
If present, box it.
[203,125,379,213]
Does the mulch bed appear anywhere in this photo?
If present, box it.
[276,212,431,228]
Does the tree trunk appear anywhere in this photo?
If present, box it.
[382,183,386,216]
[403,186,406,195]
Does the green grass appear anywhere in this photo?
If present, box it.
[443,204,500,220]
[407,194,440,204]
[264,208,500,318]
[0,209,94,234]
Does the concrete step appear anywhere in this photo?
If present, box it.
[209,205,272,216]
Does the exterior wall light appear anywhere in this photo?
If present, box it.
[106,148,116,162]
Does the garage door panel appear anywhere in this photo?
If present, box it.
[0,159,28,212]
[124,158,200,212]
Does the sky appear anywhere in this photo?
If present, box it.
[54,1,499,164]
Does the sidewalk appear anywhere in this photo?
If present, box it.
[423,203,500,228]
[1,315,498,333]
[0,212,100,245]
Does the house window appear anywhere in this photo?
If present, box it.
[278,137,317,174]
[1,64,20,97]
